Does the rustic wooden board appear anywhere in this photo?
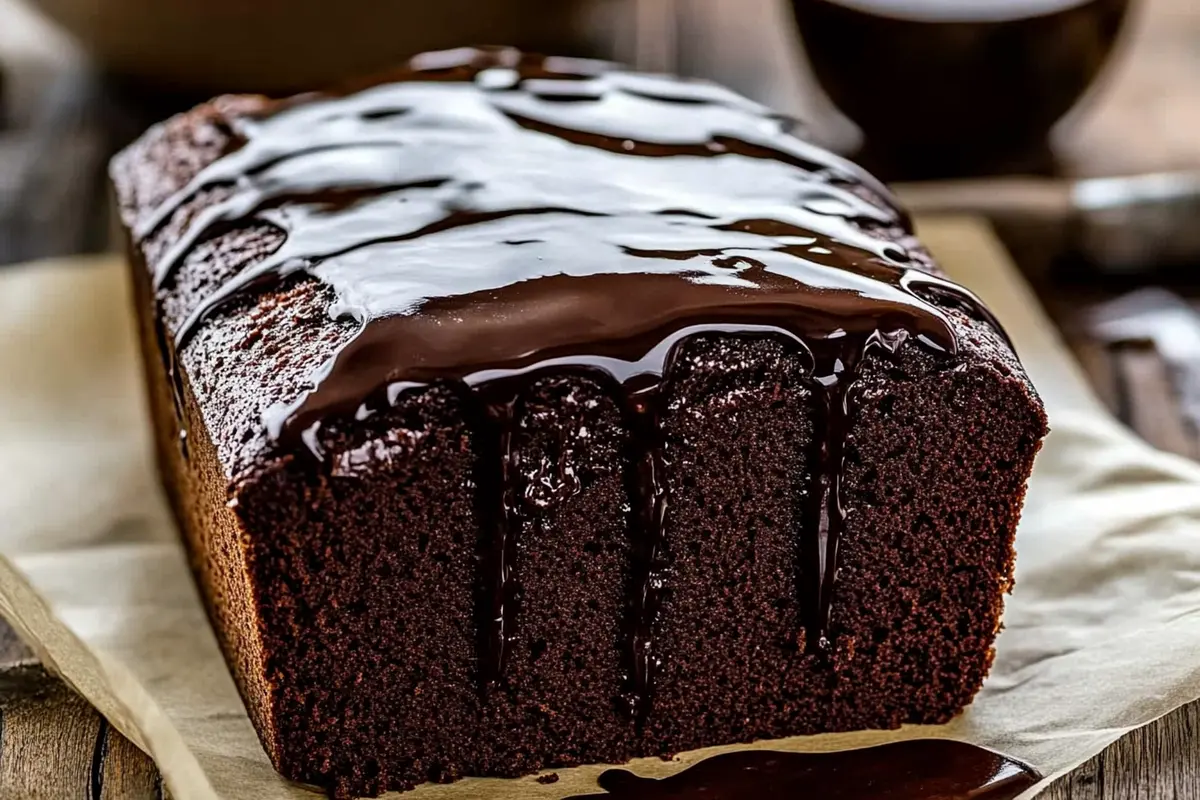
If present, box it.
[0,616,160,799]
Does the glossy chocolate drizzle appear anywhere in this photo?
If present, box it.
[564,740,1041,799]
[137,47,1003,711]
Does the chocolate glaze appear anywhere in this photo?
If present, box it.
[136,47,1005,711]
[564,740,1041,799]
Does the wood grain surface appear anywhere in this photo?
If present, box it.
[0,622,160,799]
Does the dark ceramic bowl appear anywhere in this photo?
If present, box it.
[790,0,1132,180]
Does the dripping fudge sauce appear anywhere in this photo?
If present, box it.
[791,0,1130,180]
[567,740,1041,800]
[112,47,1047,798]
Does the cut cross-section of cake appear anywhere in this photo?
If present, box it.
[111,46,1048,799]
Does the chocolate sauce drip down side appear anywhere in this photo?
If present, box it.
[804,327,908,648]
[565,740,1042,800]
[137,47,1008,706]
[623,375,673,718]
[479,388,523,687]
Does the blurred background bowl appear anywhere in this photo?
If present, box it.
[790,0,1132,180]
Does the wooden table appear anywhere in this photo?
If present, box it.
[2,0,1200,796]
[0,625,161,798]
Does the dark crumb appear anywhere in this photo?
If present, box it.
[536,773,560,785]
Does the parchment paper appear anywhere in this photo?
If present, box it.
[4,217,1200,799]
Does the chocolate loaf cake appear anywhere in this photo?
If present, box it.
[112,47,1047,798]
